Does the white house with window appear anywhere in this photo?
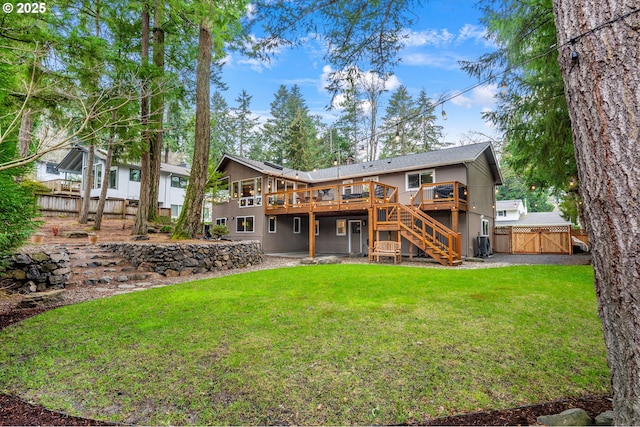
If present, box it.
[56,146,190,219]
[495,200,528,222]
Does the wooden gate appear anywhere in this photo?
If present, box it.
[495,226,572,254]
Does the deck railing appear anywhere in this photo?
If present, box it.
[265,181,397,213]
[42,179,82,194]
[412,181,468,211]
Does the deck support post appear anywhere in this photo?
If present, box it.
[309,212,315,258]
[452,208,459,233]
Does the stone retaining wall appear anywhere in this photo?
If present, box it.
[1,248,71,293]
[100,240,263,277]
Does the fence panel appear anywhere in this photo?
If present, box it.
[493,227,511,253]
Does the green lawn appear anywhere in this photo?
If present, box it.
[0,264,609,425]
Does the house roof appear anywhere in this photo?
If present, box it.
[497,212,572,227]
[496,200,526,211]
[57,146,190,176]
[217,142,502,184]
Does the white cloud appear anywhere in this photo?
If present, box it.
[404,29,454,48]
[402,52,462,69]
[455,24,489,46]
[320,65,402,95]
[450,84,498,109]
[237,57,273,73]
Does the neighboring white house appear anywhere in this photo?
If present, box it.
[56,146,190,219]
[496,199,571,227]
[496,199,527,222]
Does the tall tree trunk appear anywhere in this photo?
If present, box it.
[94,117,115,231]
[552,1,640,424]
[148,0,165,223]
[172,21,211,239]
[18,108,32,158]
[133,1,151,235]
[79,143,94,224]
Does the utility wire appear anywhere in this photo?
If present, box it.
[347,6,640,150]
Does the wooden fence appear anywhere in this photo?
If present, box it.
[37,194,170,219]
[494,225,587,255]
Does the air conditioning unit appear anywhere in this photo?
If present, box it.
[477,236,490,257]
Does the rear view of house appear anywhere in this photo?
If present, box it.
[214,142,502,265]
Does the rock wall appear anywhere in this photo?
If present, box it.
[1,248,71,293]
[100,240,263,277]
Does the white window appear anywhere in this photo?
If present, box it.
[108,166,117,189]
[336,219,346,236]
[268,216,277,233]
[171,204,182,219]
[171,176,188,188]
[46,163,59,175]
[236,216,254,233]
[215,217,227,226]
[315,220,319,236]
[129,168,141,182]
[233,177,263,208]
[342,179,353,195]
[406,170,434,191]
[93,163,102,189]
[293,217,301,234]
[481,219,490,236]
[497,210,507,217]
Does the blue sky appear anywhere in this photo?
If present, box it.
[220,0,499,146]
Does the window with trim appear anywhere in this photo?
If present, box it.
[336,219,346,236]
[268,216,277,233]
[216,176,230,203]
[92,164,102,189]
[46,163,60,175]
[497,210,507,217]
[236,216,254,233]
[129,168,141,182]
[108,167,117,189]
[232,177,263,207]
[215,218,227,226]
[171,204,182,219]
[481,219,490,236]
[293,217,301,234]
[406,170,434,190]
[171,176,189,188]
[315,220,319,236]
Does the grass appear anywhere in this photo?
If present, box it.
[0,264,609,425]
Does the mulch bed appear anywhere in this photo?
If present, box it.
[1,306,612,426]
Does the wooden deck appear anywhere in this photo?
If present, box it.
[265,182,398,215]
[412,181,468,212]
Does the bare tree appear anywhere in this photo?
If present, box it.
[552,1,640,424]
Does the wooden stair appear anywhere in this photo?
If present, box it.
[372,203,462,266]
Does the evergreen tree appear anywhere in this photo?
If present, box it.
[209,91,234,162]
[232,90,259,157]
[284,110,314,171]
[262,85,291,164]
[463,0,575,192]
[380,86,413,158]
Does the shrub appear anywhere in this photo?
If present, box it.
[20,180,51,194]
[211,224,229,239]
[159,225,173,233]
[0,172,41,257]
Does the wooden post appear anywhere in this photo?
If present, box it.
[309,211,315,258]
[368,208,374,261]
[452,208,459,232]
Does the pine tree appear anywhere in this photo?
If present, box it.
[232,90,259,157]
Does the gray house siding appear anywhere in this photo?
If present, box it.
[215,142,502,259]
[466,151,498,256]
